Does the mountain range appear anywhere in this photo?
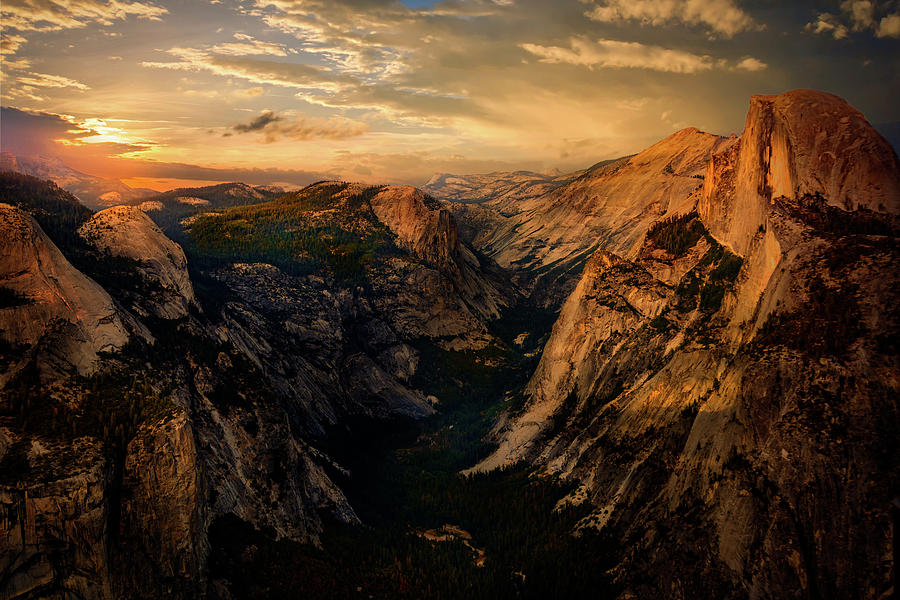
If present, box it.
[1,89,898,600]
[0,152,157,211]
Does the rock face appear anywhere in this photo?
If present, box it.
[443,130,735,306]
[423,169,580,214]
[79,206,197,319]
[117,412,205,597]
[0,203,130,378]
[0,432,113,600]
[370,186,460,267]
[700,89,900,256]
[372,185,514,325]
[0,175,516,599]
[477,90,900,598]
[2,89,897,600]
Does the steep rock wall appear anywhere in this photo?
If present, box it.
[79,205,197,319]
[700,89,900,256]
[478,90,900,598]
[0,203,130,378]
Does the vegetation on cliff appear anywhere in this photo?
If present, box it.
[185,183,401,280]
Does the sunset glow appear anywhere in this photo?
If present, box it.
[2,1,899,188]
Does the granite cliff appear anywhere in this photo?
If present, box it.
[0,203,132,380]
[440,129,735,307]
[476,90,900,598]
[0,177,516,598]
[1,89,898,600]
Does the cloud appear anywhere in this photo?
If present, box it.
[233,111,281,133]
[844,0,875,30]
[231,110,368,141]
[806,0,900,39]
[1,33,27,55]
[118,161,331,188]
[233,86,265,98]
[249,0,520,83]
[142,47,478,121]
[521,37,715,73]
[210,33,289,57]
[0,107,328,187]
[0,0,167,33]
[522,37,768,75]
[1,57,32,70]
[806,13,849,39]
[0,106,150,160]
[183,89,219,98]
[17,72,90,90]
[142,47,346,91]
[584,0,757,38]
[877,13,900,37]
[734,56,767,72]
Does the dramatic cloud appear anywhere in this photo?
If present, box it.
[0,106,334,188]
[1,33,27,55]
[230,110,368,142]
[806,0,900,39]
[522,37,714,74]
[0,107,150,160]
[1,0,167,33]
[0,0,897,187]
[584,0,757,38]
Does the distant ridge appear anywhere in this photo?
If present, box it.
[0,151,156,210]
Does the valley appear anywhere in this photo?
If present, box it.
[1,90,898,600]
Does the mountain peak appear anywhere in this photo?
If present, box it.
[1,151,156,210]
[700,89,900,256]
[79,206,197,319]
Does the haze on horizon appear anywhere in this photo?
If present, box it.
[1,0,899,191]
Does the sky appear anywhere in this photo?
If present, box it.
[1,0,899,190]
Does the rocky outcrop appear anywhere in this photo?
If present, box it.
[0,431,113,600]
[700,89,900,256]
[443,130,735,306]
[209,261,435,426]
[474,240,707,473]
[0,203,130,378]
[370,184,514,328]
[117,412,206,597]
[477,90,900,598]
[424,169,579,215]
[492,129,733,266]
[370,186,460,268]
[79,205,197,319]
